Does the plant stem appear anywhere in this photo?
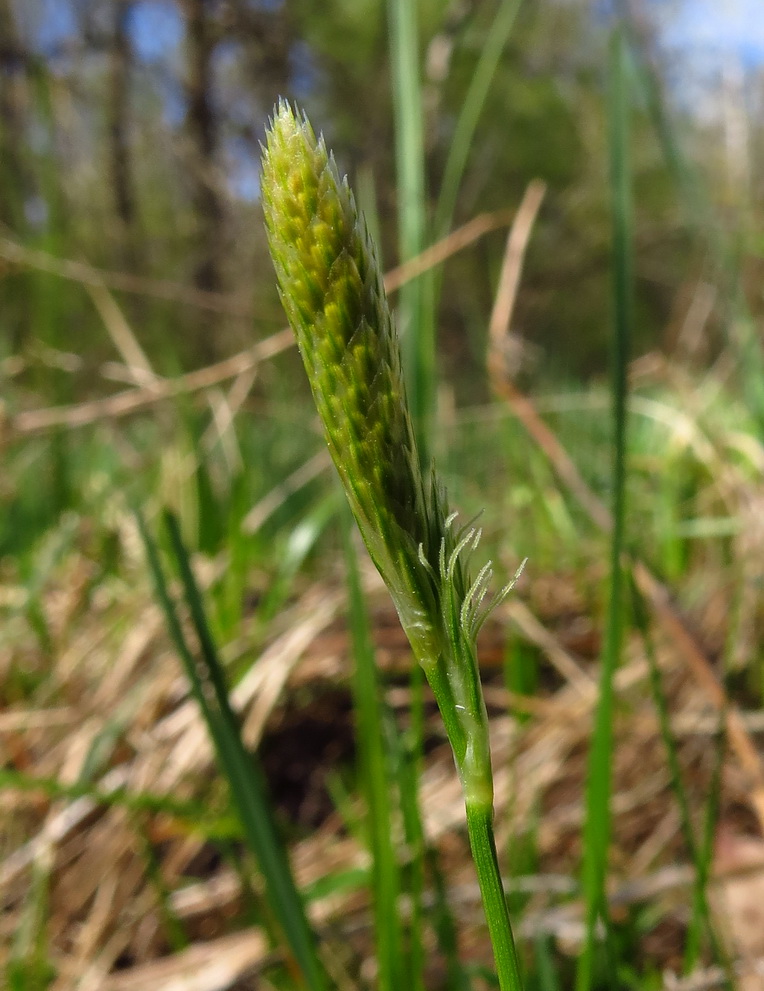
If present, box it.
[576,26,631,989]
[465,800,524,991]
[262,104,527,989]
[388,0,433,463]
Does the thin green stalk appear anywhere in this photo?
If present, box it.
[426,842,471,991]
[397,681,427,991]
[433,0,523,241]
[341,507,404,991]
[429,0,522,348]
[682,719,731,987]
[7,851,53,991]
[629,572,729,980]
[534,933,561,991]
[690,729,727,977]
[576,28,632,991]
[138,509,329,991]
[388,0,433,463]
[466,802,524,991]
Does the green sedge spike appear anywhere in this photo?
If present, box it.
[260,100,519,805]
[262,100,526,990]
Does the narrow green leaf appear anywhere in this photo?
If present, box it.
[576,27,632,991]
[629,573,730,982]
[433,0,523,240]
[138,509,329,991]
[387,0,434,460]
[466,801,524,991]
[341,506,404,991]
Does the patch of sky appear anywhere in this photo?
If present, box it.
[246,0,285,11]
[213,40,259,133]
[661,0,764,68]
[214,39,242,74]
[161,83,188,128]
[225,138,261,202]
[651,0,764,124]
[24,195,49,231]
[127,1,186,126]
[129,0,184,64]
[289,40,321,99]
[587,0,764,71]
[17,0,77,56]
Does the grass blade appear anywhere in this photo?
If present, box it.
[385,9,432,974]
[395,695,428,991]
[433,0,523,241]
[534,933,561,991]
[690,730,727,976]
[7,854,54,991]
[576,27,632,990]
[137,508,329,991]
[388,0,434,461]
[340,506,404,991]
[629,573,731,982]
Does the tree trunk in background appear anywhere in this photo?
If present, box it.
[230,0,292,108]
[109,0,136,238]
[185,0,223,299]
[0,0,30,232]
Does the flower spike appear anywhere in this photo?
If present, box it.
[261,100,525,991]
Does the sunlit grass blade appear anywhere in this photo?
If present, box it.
[340,505,404,991]
[628,571,730,981]
[137,508,330,991]
[395,694,427,991]
[388,0,434,462]
[386,9,432,974]
[433,0,522,241]
[576,27,632,991]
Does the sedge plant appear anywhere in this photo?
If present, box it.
[261,101,524,991]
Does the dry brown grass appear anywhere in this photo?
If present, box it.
[3,523,764,989]
[4,201,764,990]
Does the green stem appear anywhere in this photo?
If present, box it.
[576,26,631,989]
[465,801,524,991]
[387,0,433,462]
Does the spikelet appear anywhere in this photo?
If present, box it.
[261,100,446,663]
[261,102,521,800]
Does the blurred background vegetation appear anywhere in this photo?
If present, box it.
[4,1,764,989]
[3,0,762,553]
[2,1,747,394]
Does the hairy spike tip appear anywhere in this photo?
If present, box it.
[261,101,444,661]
